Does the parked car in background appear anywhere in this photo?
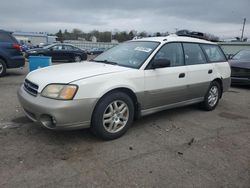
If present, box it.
[0,30,25,77]
[25,44,87,62]
[20,44,31,52]
[18,35,231,140]
[87,48,106,55]
[228,49,250,85]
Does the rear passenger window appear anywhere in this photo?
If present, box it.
[154,43,184,67]
[201,44,226,62]
[63,45,74,50]
[183,43,207,65]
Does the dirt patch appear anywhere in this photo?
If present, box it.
[219,112,248,120]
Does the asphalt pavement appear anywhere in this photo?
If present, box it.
[0,64,249,188]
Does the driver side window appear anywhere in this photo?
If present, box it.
[153,43,184,67]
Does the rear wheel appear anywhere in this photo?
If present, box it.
[201,81,221,111]
[0,59,7,77]
[91,92,134,140]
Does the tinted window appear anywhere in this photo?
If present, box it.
[0,32,15,42]
[201,44,226,62]
[51,45,63,50]
[153,43,184,67]
[183,43,207,65]
[64,45,74,50]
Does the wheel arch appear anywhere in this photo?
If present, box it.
[92,87,141,122]
[212,78,223,98]
[0,55,8,67]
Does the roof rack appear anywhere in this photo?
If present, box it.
[176,30,219,42]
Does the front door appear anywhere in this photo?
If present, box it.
[143,42,189,110]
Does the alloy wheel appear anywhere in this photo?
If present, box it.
[102,100,129,133]
[74,56,81,62]
[208,86,219,107]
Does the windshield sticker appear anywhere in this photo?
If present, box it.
[134,47,152,53]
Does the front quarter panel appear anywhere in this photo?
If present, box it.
[72,69,145,101]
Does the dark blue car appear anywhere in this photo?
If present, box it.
[0,30,25,77]
[87,48,106,55]
[25,44,87,62]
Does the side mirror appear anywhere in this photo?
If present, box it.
[151,59,171,69]
[227,54,233,60]
[49,48,53,51]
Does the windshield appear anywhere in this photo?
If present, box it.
[232,50,250,61]
[93,41,160,69]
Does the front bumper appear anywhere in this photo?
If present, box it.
[17,86,98,130]
[231,77,250,85]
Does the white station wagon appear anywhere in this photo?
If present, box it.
[18,35,231,140]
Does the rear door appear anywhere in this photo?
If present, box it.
[144,42,188,110]
[63,45,75,61]
[182,43,214,99]
[47,44,64,61]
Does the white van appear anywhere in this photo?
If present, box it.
[18,35,231,140]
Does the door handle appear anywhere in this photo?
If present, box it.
[208,69,213,74]
[179,73,185,78]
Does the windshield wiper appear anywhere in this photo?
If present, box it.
[91,59,118,65]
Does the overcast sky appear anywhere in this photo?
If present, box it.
[0,0,249,39]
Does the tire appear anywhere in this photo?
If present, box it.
[74,55,81,62]
[0,59,7,77]
[200,81,221,111]
[91,92,134,140]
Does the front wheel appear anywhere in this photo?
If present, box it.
[200,81,221,111]
[91,92,134,140]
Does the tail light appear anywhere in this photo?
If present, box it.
[12,43,22,51]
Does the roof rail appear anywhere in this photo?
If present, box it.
[176,30,219,42]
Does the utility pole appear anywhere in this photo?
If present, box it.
[240,18,246,41]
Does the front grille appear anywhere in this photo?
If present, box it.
[23,79,39,96]
[231,67,250,78]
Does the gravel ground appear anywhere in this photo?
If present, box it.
[0,64,250,188]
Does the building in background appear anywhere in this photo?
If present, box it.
[12,31,57,47]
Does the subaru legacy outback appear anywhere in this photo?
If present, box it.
[18,35,231,140]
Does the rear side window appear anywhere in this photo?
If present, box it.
[0,32,15,42]
[52,45,63,50]
[63,45,74,50]
[201,44,226,62]
[183,43,207,65]
[154,43,184,67]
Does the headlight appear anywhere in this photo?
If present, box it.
[41,84,78,100]
[29,50,37,53]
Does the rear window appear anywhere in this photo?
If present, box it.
[201,44,226,62]
[0,32,15,43]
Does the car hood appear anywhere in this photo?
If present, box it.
[26,61,131,92]
[228,60,250,69]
